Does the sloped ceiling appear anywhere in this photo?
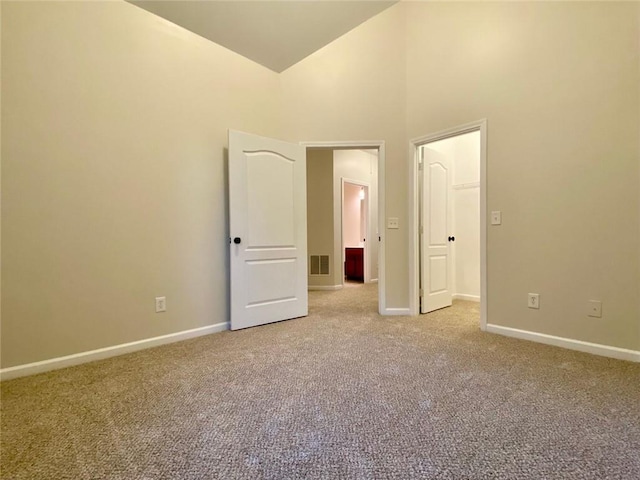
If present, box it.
[128,1,397,73]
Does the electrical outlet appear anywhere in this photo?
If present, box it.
[528,293,540,309]
[155,296,166,313]
[587,300,602,318]
[387,217,399,229]
[491,211,502,225]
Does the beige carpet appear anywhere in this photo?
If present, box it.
[1,283,639,479]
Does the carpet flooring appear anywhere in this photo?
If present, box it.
[1,283,639,479]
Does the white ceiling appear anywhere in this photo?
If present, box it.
[129,1,396,73]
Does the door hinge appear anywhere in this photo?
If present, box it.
[419,225,424,235]
[419,288,424,297]
[418,161,423,171]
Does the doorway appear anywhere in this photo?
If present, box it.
[409,120,487,329]
[303,141,386,315]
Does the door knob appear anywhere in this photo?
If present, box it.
[233,237,241,244]
[448,236,455,242]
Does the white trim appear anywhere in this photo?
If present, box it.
[486,324,640,363]
[479,123,488,331]
[369,278,378,283]
[452,182,480,190]
[381,307,411,316]
[378,143,386,316]
[301,140,382,148]
[453,294,480,302]
[308,285,343,291]
[301,140,386,316]
[0,323,229,381]
[409,120,488,331]
[341,178,370,187]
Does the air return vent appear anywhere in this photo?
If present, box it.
[309,255,330,276]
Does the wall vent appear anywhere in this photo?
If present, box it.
[310,255,330,275]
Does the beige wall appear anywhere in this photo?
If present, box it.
[406,2,639,350]
[306,149,335,287]
[280,4,407,308]
[1,1,281,367]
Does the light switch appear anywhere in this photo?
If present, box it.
[491,211,502,225]
[387,217,399,229]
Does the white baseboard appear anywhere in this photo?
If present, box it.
[369,278,378,283]
[381,307,411,316]
[453,294,480,302]
[0,322,229,381]
[486,324,640,363]
[308,285,343,291]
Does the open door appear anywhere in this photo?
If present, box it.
[420,146,453,313]
[229,130,308,330]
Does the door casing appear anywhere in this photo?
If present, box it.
[301,141,387,315]
[409,120,488,329]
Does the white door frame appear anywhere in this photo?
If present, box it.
[408,120,488,330]
[341,178,370,283]
[301,140,386,315]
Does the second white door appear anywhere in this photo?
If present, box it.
[420,146,453,313]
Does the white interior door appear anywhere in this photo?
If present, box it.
[229,130,308,330]
[420,146,453,313]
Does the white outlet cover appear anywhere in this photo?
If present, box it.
[527,293,540,309]
[587,300,602,318]
[387,217,399,229]
[491,211,502,225]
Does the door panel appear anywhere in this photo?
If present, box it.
[246,258,297,306]
[429,255,448,293]
[229,130,308,330]
[429,163,448,244]
[246,152,295,247]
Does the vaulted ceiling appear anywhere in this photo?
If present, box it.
[129,1,397,73]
